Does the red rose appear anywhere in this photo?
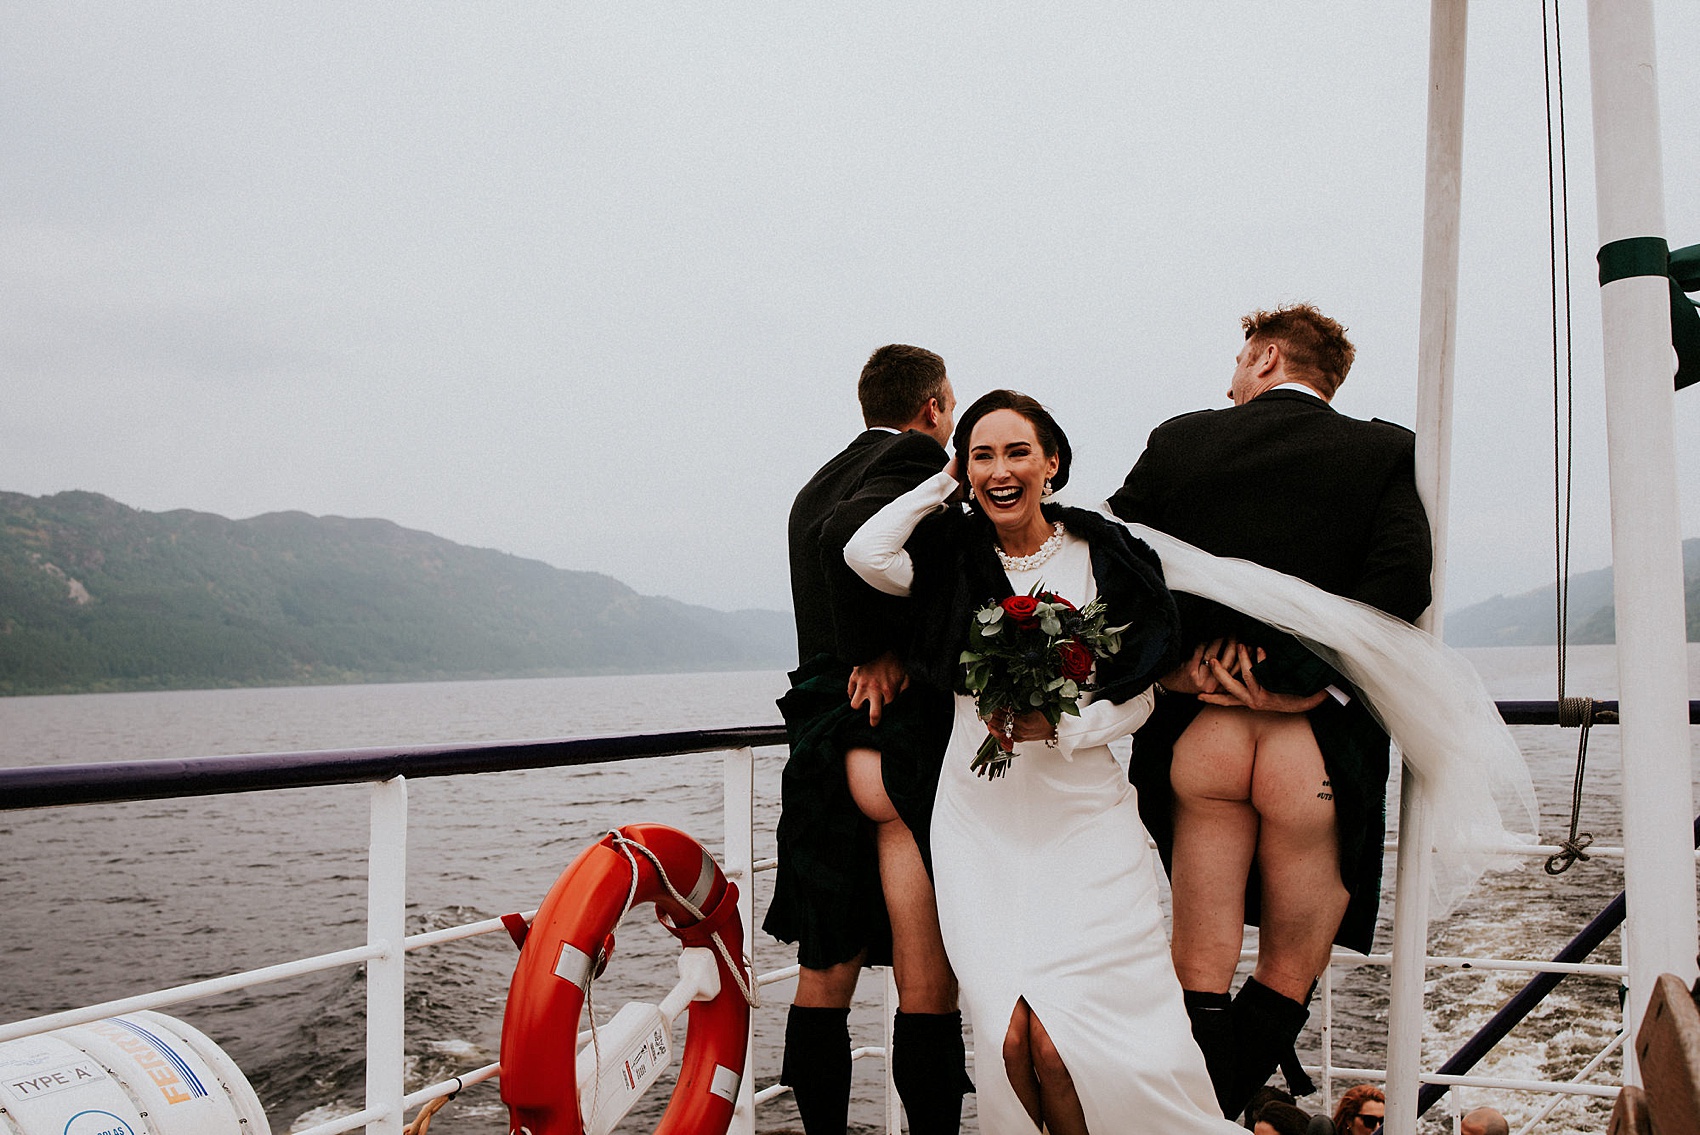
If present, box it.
[1056,638,1094,681]
[1001,595,1040,625]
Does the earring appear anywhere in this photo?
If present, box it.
[1042,479,1054,498]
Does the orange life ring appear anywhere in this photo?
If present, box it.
[501,823,750,1135]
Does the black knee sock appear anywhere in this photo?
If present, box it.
[1181,989,1236,1116]
[1222,977,1312,1119]
[781,1005,852,1135]
[890,1010,974,1135]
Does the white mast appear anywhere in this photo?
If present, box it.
[1389,1,1467,1131]
[1583,0,1698,1053]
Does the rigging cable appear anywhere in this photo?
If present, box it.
[1541,0,1594,875]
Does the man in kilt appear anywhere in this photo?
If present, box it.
[765,344,971,1135]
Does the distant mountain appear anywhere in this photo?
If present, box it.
[1445,538,1700,647]
[0,491,795,695]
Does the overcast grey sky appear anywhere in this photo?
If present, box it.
[5,3,1697,615]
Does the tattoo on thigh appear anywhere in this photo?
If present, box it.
[1318,775,1333,802]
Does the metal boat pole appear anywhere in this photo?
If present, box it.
[367,777,409,1135]
[1583,0,1699,1057]
[724,747,758,1135]
[1389,2,1468,1131]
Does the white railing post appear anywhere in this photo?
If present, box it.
[1318,963,1335,1112]
[723,746,757,1135]
[1386,771,1435,1133]
[367,776,409,1135]
[883,969,901,1135]
[1583,0,1700,1059]
[1396,0,1468,1128]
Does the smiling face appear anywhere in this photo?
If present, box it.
[967,408,1059,551]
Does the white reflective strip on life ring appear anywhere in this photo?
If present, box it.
[685,848,715,911]
[553,943,595,991]
[709,1065,740,1103]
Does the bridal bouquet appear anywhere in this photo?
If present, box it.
[959,585,1129,778]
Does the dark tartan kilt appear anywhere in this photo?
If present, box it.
[761,653,954,970]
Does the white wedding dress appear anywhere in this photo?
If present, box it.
[845,473,1539,1133]
[846,472,1240,1135]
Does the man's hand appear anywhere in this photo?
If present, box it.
[1200,644,1328,713]
[848,651,910,726]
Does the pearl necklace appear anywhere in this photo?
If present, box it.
[996,521,1066,572]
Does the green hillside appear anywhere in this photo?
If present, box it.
[1444,538,1700,647]
[0,491,794,695]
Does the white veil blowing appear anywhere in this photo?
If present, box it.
[1108,512,1540,916]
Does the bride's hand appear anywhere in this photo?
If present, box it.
[1199,644,1327,714]
[984,709,1056,750]
[1160,638,1241,695]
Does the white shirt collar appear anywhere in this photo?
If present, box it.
[1269,382,1327,400]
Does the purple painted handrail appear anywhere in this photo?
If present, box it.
[0,725,788,811]
[4,700,1696,812]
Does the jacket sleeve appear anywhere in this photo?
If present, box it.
[1105,419,1189,525]
[1248,636,1346,697]
[1349,450,1434,623]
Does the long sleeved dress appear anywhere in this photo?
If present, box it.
[845,471,1240,1135]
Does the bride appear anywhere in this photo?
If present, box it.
[844,389,1242,1135]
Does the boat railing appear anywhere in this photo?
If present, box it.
[2,703,1696,1135]
[0,727,782,1135]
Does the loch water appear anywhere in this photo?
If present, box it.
[1,647,1696,1134]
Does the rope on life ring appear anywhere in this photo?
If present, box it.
[500,823,754,1135]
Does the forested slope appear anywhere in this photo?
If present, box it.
[0,491,793,695]
[1444,538,1700,647]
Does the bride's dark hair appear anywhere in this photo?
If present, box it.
[950,389,1073,503]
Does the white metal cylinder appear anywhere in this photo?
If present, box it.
[1584,0,1699,1049]
[1389,0,1469,1129]
[1412,0,1467,611]
[0,1011,269,1135]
